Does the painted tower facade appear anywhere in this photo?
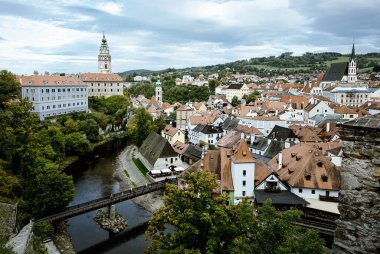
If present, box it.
[98,34,112,73]
[156,79,162,106]
[348,43,357,83]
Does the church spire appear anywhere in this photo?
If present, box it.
[351,42,355,60]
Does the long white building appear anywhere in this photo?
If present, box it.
[20,75,88,120]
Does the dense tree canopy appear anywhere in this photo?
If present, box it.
[0,70,20,108]
[231,96,241,107]
[146,170,324,254]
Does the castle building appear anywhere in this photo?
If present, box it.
[20,75,88,120]
[80,34,124,97]
[98,34,111,74]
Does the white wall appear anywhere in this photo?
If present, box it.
[153,156,182,171]
[290,187,339,200]
[256,174,288,190]
[22,86,88,120]
[231,161,255,204]
[86,81,123,97]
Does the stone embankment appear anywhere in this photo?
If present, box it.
[333,117,380,254]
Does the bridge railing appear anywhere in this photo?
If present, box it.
[36,179,177,222]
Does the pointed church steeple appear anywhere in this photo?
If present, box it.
[98,33,112,73]
[348,42,357,83]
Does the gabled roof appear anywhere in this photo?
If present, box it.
[183,144,202,161]
[322,62,348,82]
[222,117,240,131]
[163,125,182,137]
[139,132,178,166]
[255,190,309,205]
[254,161,271,186]
[172,141,189,155]
[232,140,256,163]
[216,130,241,148]
[268,143,341,191]
[227,83,244,90]
[263,140,295,159]
[80,73,123,82]
[266,125,297,141]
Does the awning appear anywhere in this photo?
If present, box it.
[151,169,161,175]
[174,167,185,172]
[161,168,172,173]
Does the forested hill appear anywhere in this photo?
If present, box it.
[120,52,380,77]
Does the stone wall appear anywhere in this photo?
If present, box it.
[333,126,380,254]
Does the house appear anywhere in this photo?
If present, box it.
[304,100,334,122]
[162,125,185,145]
[237,116,287,136]
[80,73,124,97]
[266,125,299,143]
[20,75,88,120]
[188,124,224,145]
[330,84,378,107]
[254,172,309,209]
[333,105,359,119]
[176,103,195,130]
[207,95,228,109]
[268,143,341,201]
[172,141,202,165]
[225,83,250,102]
[138,132,181,172]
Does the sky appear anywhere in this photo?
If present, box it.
[1,0,380,75]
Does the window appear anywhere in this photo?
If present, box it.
[299,188,302,193]
[242,181,246,186]
[242,191,246,197]
[312,190,315,194]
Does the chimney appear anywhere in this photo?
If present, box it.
[326,122,330,132]
[278,152,283,170]
[240,132,245,140]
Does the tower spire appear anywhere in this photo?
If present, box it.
[351,41,355,60]
[98,33,111,73]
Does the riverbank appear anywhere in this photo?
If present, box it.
[114,145,164,214]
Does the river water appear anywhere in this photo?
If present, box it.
[65,142,151,254]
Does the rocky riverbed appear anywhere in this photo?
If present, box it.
[94,210,128,234]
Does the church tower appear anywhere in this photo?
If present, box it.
[155,80,162,106]
[348,42,357,83]
[98,33,112,73]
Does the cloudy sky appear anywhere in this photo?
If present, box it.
[1,0,380,74]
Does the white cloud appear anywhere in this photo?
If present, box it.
[95,2,124,16]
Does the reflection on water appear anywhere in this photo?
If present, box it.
[66,144,152,253]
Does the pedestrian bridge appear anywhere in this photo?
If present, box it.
[36,178,177,222]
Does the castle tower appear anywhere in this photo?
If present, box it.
[347,42,357,83]
[98,34,112,73]
[155,80,162,106]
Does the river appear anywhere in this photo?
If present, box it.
[65,142,151,254]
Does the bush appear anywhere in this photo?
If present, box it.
[33,221,54,240]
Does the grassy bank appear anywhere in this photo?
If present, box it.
[132,158,149,176]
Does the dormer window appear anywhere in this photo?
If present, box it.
[288,168,294,174]
[317,161,323,167]
[296,155,302,161]
[321,174,328,182]
[291,152,297,158]
[242,151,247,156]
[305,173,311,181]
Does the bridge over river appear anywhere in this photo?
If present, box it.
[36,179,176,223]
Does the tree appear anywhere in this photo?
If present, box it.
[127,108,154,146]
[208,80,219,93]
[231,96,240,107]
[146,171,234,254]
[65,132,91,155]
[243,91,260,104]
[0,70,20,108]
[25,159,74,217]
[228,200,324,254]
[146,171,325,254]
